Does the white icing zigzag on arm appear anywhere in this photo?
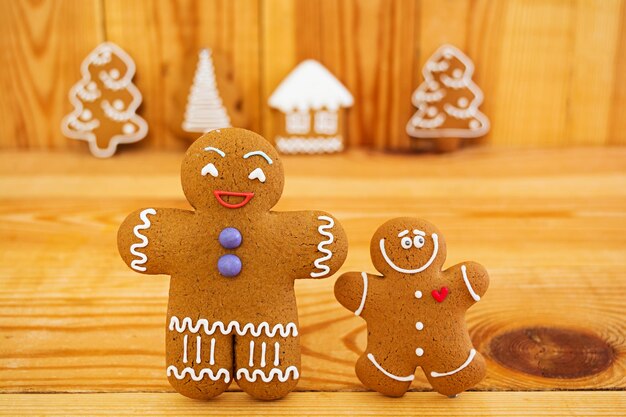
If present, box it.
[168,317,299,337]
[310,215,335,278]
[130,208,156,271]
[166,365,231,383]
[236,366,300,383]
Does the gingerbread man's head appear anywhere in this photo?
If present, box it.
[181,128,285,213]
[370,217,447,276]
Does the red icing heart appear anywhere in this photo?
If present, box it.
[431,287,449,303]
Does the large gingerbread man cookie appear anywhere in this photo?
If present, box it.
[118,128,347,400]
[334,218,488,397]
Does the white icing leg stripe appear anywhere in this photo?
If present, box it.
[461,265,481,302]
[249,341,255,367]
[260,342,267,367]
[130,208,156,271]
[367,353,414,382]
[169,317,298,337]
[196,336,202,364]
[430,349,477,378]
[354,272,368,316]
[274,342,280,366]
[209,338,216,365]
[236,366,300,383]
[310,215,335,278]
[182,335,188,364]
[167,365,230,383]
[379,233,438,275]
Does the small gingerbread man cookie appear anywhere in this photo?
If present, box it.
[117,128,347,400]
[334,218,488,397]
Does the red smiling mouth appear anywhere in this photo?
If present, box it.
[213,190,254,209]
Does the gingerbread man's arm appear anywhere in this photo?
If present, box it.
[335,272,372,317]
[276,211,348,280]
[445,261,489,307]
[117,207,191,275]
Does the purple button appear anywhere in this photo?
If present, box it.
[218,254,242,277]
[219,227,242,249]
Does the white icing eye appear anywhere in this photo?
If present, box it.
[201,163,218,178]
[414,235,425,248]
[401,236,412,250]
[248,167,266,183]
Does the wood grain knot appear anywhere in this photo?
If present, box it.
[489,327,614,379]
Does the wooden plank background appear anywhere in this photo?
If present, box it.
[1,0,625,151]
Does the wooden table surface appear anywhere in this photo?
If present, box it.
[0,147,625,416]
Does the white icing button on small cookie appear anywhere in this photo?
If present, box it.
[415,290,422,299]
[416,348,424,357]
[415,322,424,331]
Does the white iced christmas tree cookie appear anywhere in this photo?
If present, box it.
[182,49,231,133]
[61,42,148,158]
[406,44,489,152]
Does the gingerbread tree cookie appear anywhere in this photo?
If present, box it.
[61,42,148,158]
[117,128,347,400]
[182,49,232,133]
[335,218,488,397]
[406,44,489,152]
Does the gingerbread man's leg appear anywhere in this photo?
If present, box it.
[234,331,300,400]
[356,346,417,397]
[421,345,486,397]
[166,322,233,400]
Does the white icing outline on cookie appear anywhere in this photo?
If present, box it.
[236,366,299,383]
[310,216,335,278]
[379,233,438,274]
[430,348,476,378]
[367,353,415,382]
[243,150,273,165]
[129,208,156,271]
[461,265,481,301]
[354,272,368,316]
[167,365,230,383]
[169,317,298,338]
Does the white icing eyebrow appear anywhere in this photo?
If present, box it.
[204,147,225,157]
[413,230,426,236]
[398,230,410,237]
[243,150,273,165]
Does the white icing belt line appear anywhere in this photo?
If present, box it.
[130,208,156,271]
[430,349,477,378]
[236,366,299,383]
[167,365,230,383]
[354,272,368,316]
[367,353,415,382]
[379,233,438,275]
[461,265,481,302]
[310,215,335,278]
[169,316,298,337]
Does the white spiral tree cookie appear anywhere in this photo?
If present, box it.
[61,42,148,158]
[182,49,232,133]
[406,44,490,152]
[335,217,489,398]
[117,128,348,400]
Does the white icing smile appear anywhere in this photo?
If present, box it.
[379,233,438,274]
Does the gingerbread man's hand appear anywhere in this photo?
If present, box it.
[117,207,190,275]
[446,261,489,307]
[279,211,348,279]
[334,272,369,316]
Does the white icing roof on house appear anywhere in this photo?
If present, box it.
[269,60,354,112]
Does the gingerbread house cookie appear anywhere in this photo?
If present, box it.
[268,60,353,154]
